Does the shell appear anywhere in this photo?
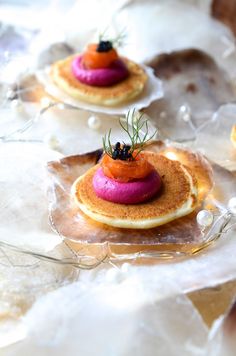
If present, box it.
[144,49,235,141]
[46,141,223,258]
[212,0,236,37]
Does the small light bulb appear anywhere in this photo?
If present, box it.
[164,151,178,161]
[44,134,60,150]
[40,97,51,108]
[58,103,65,110]
[10,99,24,114]
[6,89,14,100]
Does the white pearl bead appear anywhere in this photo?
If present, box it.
[44,134,60,150]
[10,99,25,114]
[228,197,236,214]
[160,111,167,119]
[88,115,101,130]
[197,210,213,227]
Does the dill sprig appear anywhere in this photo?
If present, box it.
[102,128,113,157]
[102,109,157,160]
[98,28,127,48]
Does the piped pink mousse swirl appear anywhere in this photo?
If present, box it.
[93,167,161,204]
[71,56,129,87]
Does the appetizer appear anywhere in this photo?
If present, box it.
[50,35,147,106]
[72,111,199,229]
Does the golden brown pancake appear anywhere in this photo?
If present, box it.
[50,55,147,106]
[72,152,198,229]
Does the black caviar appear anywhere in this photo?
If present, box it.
[112,142,132,160]
[97,40,113,52]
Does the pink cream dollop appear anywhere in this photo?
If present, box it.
[93,167,161,204]
[71,56,129,87]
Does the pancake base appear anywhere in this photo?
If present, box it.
[50,55,147,106]
[72,153,198,229]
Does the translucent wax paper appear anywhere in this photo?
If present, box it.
[0,142,62,251]
[193,104,236,171]
[19,105,154,156]
[200,297,236,356]
[0,142,81,347]
[0,243,77,348]
[2,274,209,356]
[0,104,40,141]
[36,64,163,115]
[3,266,236,356]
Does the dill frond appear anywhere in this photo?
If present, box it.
[102,109,157,160]
[98,28,127,48]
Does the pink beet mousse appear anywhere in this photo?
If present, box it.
[71,56,129,87]
[93,167,161,204]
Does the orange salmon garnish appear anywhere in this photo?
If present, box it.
[82,43,118,70]
[101,153,155,183]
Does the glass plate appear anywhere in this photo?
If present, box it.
[47,141,235,262]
